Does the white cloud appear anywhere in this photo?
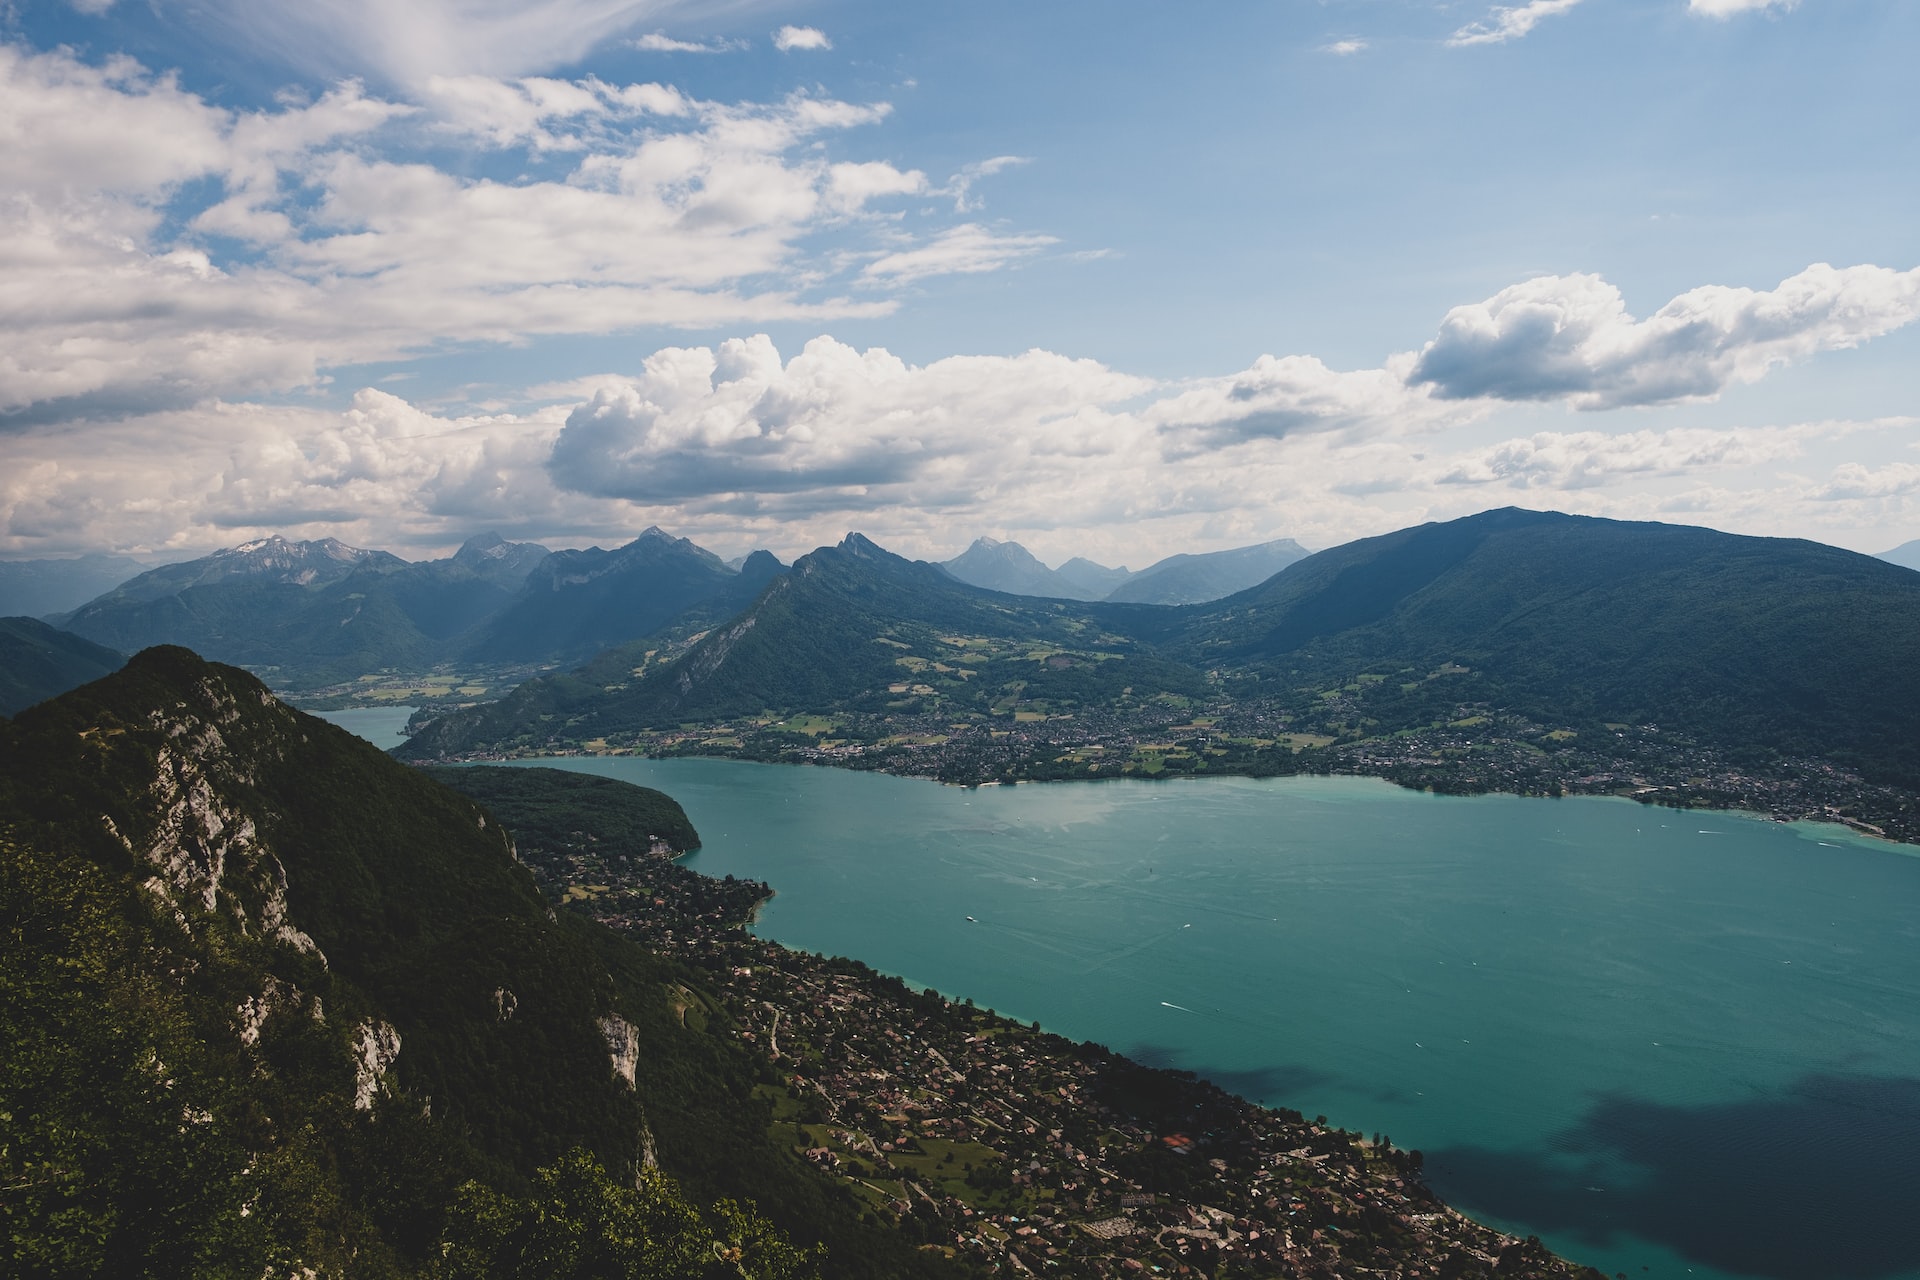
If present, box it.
[1689,0,1796,16]
[632,31,740,53]
[1322,40,1368,56]
[1448,0,1583,47]
[1408,264,1920,409]
[68,0,116,13]
[1811,462,1920,502]
[944,155,1031,212]
[191,0,707,84]
[546,335,1150,505]
[0,46,1031,422]
[1435,426,1811,490]
[1138,353,1454,444]
[861,224,1058,284]
[773,25,832,52]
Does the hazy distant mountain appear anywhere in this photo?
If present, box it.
[464,527,776,664]
[73,535,407,612]
[0,554,152,619]
[941,537,1104,600]
[1106,538,1311,605]
[1053,556,1134,598]
[940,535,1312,607]
[1879,540,1920,572]
[436,530,551,585]
[59,536,412,662]
[0,617,124,715]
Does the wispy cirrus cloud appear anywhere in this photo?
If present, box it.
[1448,0,1583,47]
[632,31,743,53]
[189,0,728,84]
[861,224,1060,285]
[1689,0,1797,16]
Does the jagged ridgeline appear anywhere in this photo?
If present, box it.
[0,647,957,1279]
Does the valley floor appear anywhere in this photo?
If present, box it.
[433,697,1920,850]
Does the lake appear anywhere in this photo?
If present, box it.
[325,710,1920,1280]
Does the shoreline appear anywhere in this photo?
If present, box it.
[415,737,1920,853]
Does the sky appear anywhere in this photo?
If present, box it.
[1,0,1916,568]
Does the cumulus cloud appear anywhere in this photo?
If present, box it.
[1448,0,1583,46]
[773,25,832,52]
[1138,354,1453,444]
[1322,40,1368,56]
[1408,264,1920,409]
[0,45,1049,422]
[1689,0,1796,16]
[546,335,1150,504]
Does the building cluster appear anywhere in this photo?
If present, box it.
[536,826,1604,1279]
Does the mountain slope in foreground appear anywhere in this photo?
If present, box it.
[0,647,949,1279]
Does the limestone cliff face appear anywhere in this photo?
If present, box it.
[0,647,711,1274]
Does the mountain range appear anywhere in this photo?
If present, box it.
[0,553,158,618]
[939,535,1309,604]
[404,509,1920,794]
[46,530,785,691]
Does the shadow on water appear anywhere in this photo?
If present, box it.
[1125,1044,1340,1106]
[1426,1073,1920,1280]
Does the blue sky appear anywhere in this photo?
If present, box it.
[1,0,1915,565]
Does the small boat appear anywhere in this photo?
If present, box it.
[965,915,976,922]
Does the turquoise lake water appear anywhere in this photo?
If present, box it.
[310,705,418,751]
[323,710,1920,1280]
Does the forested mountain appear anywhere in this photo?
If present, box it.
[400,533,1203,759]
[0,554,153,618]
[0,617,123,715]
[0,647,954,1278]
[1105,537,1311,605]
[402,509,1920,797]
[1155,507,1920,785]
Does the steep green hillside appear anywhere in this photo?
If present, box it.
[0,648,956,1279]
[0,617,123,716]
[1162,508,1920,786]
[421,766,701,855]
[402,534,1207,759]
